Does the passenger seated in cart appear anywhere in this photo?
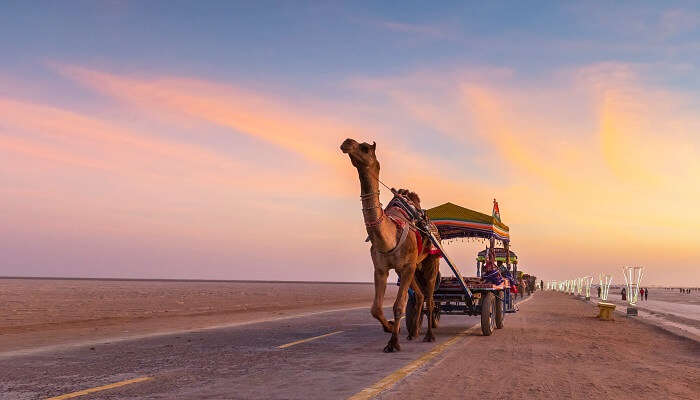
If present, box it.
[497,260,516,289]
[481,248,504,285]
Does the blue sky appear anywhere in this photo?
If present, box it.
[4,1,699,89]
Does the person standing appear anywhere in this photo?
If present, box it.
[518,274,525,299]
[597,286,601,298]
[621,287,627,301]
[540,280,543,291]
[644,288,649,301]
[640,287,645,301]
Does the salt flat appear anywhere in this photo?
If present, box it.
[0,278,398,353]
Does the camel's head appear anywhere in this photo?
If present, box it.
[340,138,379,173]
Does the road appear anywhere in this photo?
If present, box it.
[0,300,513,400]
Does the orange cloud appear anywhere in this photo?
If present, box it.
[340,64,700,284]
[52,65,504,205]
[55,65,368,167]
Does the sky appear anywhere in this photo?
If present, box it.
[1,1,699,285]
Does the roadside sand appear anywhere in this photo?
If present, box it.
[606,287,700,305]
[380,291,700,400]
[588,291,700,341]
[0,279,397,354]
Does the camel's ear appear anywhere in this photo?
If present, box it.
[370,141,376,151]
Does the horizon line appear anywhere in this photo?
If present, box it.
[0,276,379,285]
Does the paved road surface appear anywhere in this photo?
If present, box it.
[0,299,518,399]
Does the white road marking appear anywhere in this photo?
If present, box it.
[277,330,345,349]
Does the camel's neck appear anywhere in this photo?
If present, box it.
[357,169,397,253]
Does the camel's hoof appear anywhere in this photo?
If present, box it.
[423,335,436,343]
[383,339,401,353]
[407,335,414,340]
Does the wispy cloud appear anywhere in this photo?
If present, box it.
[51,64,495,202]
[53,65,363,167]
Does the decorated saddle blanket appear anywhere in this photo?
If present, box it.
[383,195,441,257]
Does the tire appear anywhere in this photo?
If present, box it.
[481,292,496,336]
[495,290,504,329]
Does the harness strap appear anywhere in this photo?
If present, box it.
[379,223,409,255]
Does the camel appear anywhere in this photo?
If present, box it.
[340,138,440,352]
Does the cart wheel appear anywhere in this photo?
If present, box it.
[495,290,504,329]
[481,292,496,336]
[405,291,422,336]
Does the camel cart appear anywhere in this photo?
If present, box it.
[406,201,517,336]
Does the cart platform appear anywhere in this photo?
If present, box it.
[437,276,511,291]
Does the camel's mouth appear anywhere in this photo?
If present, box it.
[340,138,357,154]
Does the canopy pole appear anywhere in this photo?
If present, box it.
[505,241,511,269]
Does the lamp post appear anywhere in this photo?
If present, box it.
[583,276,593,301]
[622,266,644,316]
[597,273,615,320]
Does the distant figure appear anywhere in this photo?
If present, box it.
[518,275,525,299]
[621,287,627,301]
[644,288,648,301]
[640,288,645,301]
[540,280,543,291]
[597,286,601,298]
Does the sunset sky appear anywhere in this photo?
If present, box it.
[2,1,699,285]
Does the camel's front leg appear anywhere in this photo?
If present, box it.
[371,269,393,333]
[385,264,416,353]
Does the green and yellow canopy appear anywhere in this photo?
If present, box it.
[426,202,509,242]
[476,248,518,264]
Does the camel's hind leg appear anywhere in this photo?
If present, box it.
[385,263,416,353]
[371,269,393,333]
[420,255,440,342]
[406,279,424,340]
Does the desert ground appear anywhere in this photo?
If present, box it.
[608,286,700,305]
[0,278,397,354]
[591,287,700,341]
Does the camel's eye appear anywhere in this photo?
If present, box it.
[360,144,369,152]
